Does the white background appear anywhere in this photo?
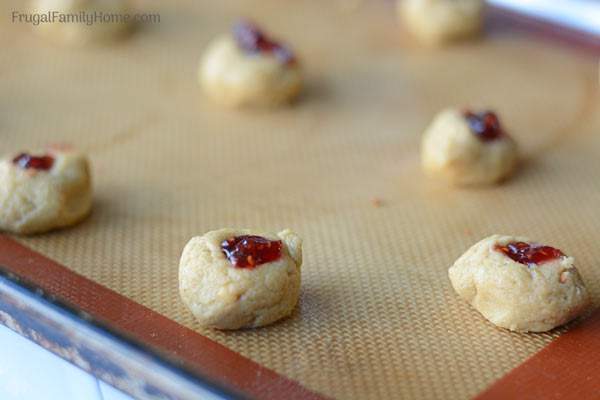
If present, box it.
[0,324,133,400]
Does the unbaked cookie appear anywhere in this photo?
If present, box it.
[179,228,302,330]
[449,235,590,332]
[0,148,93,235]
[31,0,132,45]
[398,0,484,45]
[199,21,302,107]
[421,108,518,186]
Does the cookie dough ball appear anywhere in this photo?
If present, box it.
[398,0,484,45]
[421,109,518,186]
[449,235,590,332]
[199,21,302,107]
[179,228,302,330]
[0,148,93,234]
[31,0,132,45]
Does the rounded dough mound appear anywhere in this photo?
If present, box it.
[31,0,132,45]
[398,0,484,45]
[421,108,518,186]
[0,149,93,235]
[449,234,590,332]
[179,228,302,330]
[199,35,302,108]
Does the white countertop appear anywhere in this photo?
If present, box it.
[489,0,600,36]
[0,323,133,400]
[0,323,227,400]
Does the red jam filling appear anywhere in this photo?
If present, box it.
[233,21,296,65]
[221,235,283,269]
[496,242,565,266]
[463,110,505,142]
[12,153,54,171]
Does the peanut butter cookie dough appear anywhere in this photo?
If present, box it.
[421,108,518,186]
[199,21,302,108]
[449,235,590,332]
[0,148,92,235]
[398,0,484,45]
[30,0,132,45]
[179,228,302,330]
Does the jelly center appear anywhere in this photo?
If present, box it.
[463,110,505,142]
[221,235,282,268]
[496,242,564,266]
[12,153,55,171]
[233,21,296,65]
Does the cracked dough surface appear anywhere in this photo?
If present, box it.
[0,149,92,235]
[199,35,302,107]
[179,228,302,330]
[449,234,590,332]
[398,0,484,45]
[421,108,518,186]
[30,0,132,45]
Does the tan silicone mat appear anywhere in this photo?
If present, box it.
[1,1,599,399]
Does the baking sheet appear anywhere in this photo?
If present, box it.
[1,1,599,399]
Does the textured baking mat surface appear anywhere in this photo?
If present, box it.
[1,1,599,399]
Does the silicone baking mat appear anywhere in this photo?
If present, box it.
[1,1,599,399]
